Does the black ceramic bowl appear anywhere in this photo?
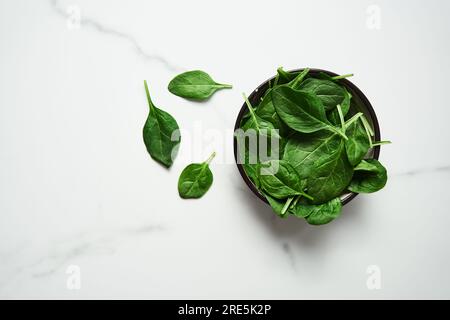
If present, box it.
[233,68,381,206]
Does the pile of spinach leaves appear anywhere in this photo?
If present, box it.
[237,68,390,225]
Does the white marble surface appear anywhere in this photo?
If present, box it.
[1,0,450,299]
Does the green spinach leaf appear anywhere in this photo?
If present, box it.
[283,131,339,179]
[143,80,180,168]
[168,70,232,100]
[263,192,287,217]
[348,159,387,193]
[345,117,370,166]
[304,138,353,204]
[259,160,313,200]
[276,67,297,84]
[272,86,347,138]
[297,197,342,225]
[298,78,346,111]
[327,88,351,124]
[178,152,216,198]
[255,88,289,136]
[241,164,261,192]
[287,68,310,89]
[238,95,282,189]
[254,69,310,135]
[241,152,261,189]
[282,127,357,203]
[241,94,280,140]
[239,94,282,169]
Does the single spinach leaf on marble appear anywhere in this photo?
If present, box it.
[168,70,232,100]
[143,80,180,168]
[301,197,342,225]
[271,86,347,139]
[344,117,370,166]
[298,78,346,111]
[178,152,215,198]
[259,160,313,200]
[348,159,387,193]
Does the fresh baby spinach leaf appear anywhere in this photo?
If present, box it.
[241,93,280,140]
[348,159,387,193]
[265,193,298,218]
[178,152,216,199]
[305,138,353,204]
[301,197,342,225]
[345,117,370,166]
[272,86,347,139]
[244,163,261,189]
[143,80,180,168]
[254,69,310,136]
[255,89,289,136]
[168,70,232,100]
[298,78,346,111]
[274,67,310,89]
[238,94,282,173]
[328,88,351,125]
[287,68,310,89]
[240,146,262,190]
[259,160,302,199]
[259,160,313,200]
[287,197,311,218]
[283,131,339,179]
[276,67,297,84]
[263,192,287,217]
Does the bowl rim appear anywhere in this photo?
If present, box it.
[232,68,381,206]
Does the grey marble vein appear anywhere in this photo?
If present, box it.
[0,223,165,290]
[282,242,296,271]
[32,242,94,278]
[393,165,450,177]
[49,0,183,72]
